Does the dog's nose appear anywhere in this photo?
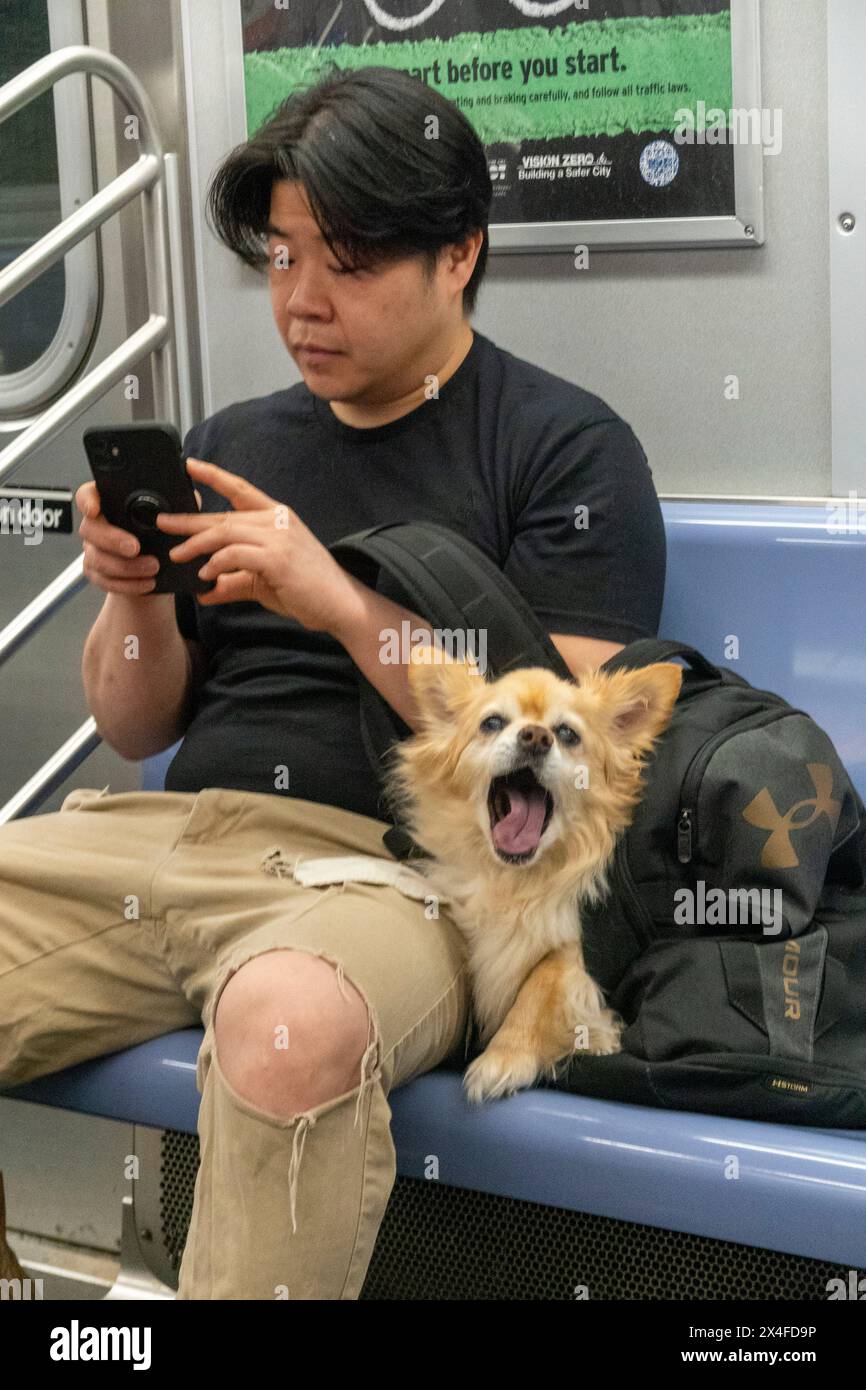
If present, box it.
[518,723,553,755]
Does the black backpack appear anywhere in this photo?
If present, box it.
[331,522,866,1128]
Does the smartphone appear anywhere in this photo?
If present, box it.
[82,422,216,595]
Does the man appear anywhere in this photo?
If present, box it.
[0,65,665,1298]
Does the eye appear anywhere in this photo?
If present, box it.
[554,723,581,746]
[480,714,507,734]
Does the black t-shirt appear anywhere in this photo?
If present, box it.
[165,329,666,818]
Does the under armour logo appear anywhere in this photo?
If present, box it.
[742,762,841,869]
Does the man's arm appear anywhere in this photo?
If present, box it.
[329,576,431,728]
[549,633,624,677]
[82,593,204,760]
[330,575,624,730]
[76,456,209,762]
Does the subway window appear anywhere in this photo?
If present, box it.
[0,0,97,418]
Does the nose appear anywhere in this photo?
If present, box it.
[278,265,331,318]
[518,723,553,756]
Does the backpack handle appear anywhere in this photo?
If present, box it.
[331,521,573,680]
[600,638,722,682]
[331,521,572,837]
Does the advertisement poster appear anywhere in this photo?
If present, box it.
[239,0,745,244]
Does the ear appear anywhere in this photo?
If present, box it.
[407,644,482,731]
[593,661,683,751]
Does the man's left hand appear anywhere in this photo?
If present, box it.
[155,458,359,633]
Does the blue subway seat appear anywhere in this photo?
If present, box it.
[5,501,866,1266]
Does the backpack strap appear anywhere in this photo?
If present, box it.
[331,522,572,679]
[600,638,722,681]
[330,523,573,852]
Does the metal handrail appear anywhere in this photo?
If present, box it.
[0,721,102,824]
[0,556,89,668]
[0,46,178,477]
[0,45,181,822]
[0,155,160,310]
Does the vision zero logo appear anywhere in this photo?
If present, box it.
[517,151,613,182]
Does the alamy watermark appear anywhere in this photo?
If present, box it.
[826,492,866,535]
[379,620,488,675]
[0,496,62,545]
[674,880,783,935]
[1,1275,44,1300]
[673,102,782,156]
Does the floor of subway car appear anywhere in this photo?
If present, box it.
[10,1232,120,1299]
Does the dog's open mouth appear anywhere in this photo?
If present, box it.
[487,767,554,863]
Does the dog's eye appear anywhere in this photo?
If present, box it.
[479,714,506,734]
[554,723,581,746]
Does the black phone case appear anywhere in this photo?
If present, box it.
[83,422,216,595]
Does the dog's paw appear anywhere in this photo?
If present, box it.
[463,1046,542,1104]
[572,1009,624,1058]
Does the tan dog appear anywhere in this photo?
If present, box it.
[389,650,683,1103]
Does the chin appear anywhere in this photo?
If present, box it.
[389,649,683,1103]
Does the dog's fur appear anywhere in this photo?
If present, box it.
[389,651,683,1102]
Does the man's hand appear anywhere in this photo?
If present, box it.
[75,479,162,595]
[75,478,204,597]
[155,459,360,634]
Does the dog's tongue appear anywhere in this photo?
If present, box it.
[492,784,548,856]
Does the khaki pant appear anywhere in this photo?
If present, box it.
[0,785,473,1299]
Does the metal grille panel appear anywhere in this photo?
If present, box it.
[156,1130,862,1299]
[159,1129,199,1276]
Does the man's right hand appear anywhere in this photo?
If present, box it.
[79,477,205,760]
[75,481,160,596]
[75,481,201,596]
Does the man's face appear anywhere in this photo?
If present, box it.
[265,180,469,406]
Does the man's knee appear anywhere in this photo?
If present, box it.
[212,949,372,1117]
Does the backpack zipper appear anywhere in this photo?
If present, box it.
[677,808,694,864]
[676,706,804,865]
[611,835,655,947]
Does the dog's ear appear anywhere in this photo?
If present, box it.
[407,644,482,731]
[588,661,683,751]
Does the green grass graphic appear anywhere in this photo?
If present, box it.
[243,12,732,143]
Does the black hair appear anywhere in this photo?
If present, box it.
[205,64,492,314]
